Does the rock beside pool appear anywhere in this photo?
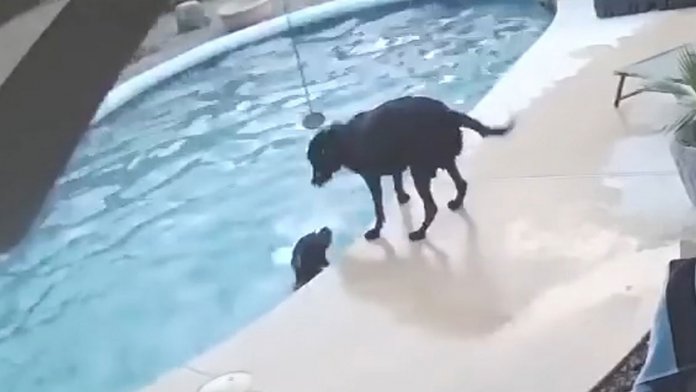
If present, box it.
[175,0,211,34]
[218,0,273,33]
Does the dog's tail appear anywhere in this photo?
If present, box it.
[453,111,514,137]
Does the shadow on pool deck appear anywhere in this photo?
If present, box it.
[340,207,513,338]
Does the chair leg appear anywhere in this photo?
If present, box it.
[614,74,626,108]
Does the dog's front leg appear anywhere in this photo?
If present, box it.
[410,169,437,241]
[362,174,384,240]
[393,172,410,204]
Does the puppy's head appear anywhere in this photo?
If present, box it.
[307,124,344,187]
[317,226,332,248]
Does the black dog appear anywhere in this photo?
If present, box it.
[307,96,512,241]
[291,227,332,290]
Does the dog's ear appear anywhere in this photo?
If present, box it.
[310,123,343,151]
[308,129,326,150]
[307,129,333,169]
[327,122,348,135]
[317,227,332,245]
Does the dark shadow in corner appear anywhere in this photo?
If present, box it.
[0,0,166,252]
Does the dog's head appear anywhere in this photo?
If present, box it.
[317,226,332,248]
[307,124,344,187]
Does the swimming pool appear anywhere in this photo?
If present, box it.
[0,1,550,391]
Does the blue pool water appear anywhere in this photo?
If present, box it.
[0,1,550,391]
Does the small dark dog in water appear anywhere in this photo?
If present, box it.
[307,96,513,241]
[291,227,332,290]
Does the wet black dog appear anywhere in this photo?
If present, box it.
[307,96,512,241]
[291,227,332,290]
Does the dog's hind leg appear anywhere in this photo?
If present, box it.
[409,169,437,241]
[362,174,385,241]
[444,161,467,210]
[293,265,306,291]
[393,172,410,205]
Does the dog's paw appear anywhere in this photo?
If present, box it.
[397,192,410,205]
[408,229,426,241]
[447,199,463,211]
[364,228,381,241]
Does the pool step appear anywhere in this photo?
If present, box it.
[594,0,696,18]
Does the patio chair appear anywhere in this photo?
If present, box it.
[613,43,695,108]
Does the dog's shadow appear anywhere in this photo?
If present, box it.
[338,204,511,338]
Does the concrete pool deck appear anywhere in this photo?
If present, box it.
[140,0,696,391]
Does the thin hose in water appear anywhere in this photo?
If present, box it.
[281,0,326,130]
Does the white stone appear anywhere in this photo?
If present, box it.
[175,0,210,33]
[218,0,273,33]
[198,371,254,392]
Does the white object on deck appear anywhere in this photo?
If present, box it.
[175,0,211,33]
[198,371,255,392]
[218,0,274,32]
